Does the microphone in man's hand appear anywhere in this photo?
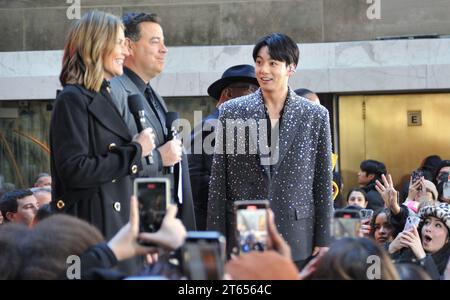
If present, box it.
[128,93,153,165]
[166,112,180,174]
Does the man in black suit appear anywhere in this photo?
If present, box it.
[110,12,196,230]
[188,65,259,230]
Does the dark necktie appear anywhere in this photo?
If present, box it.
[144,85,166,126]
[145,86,182,204]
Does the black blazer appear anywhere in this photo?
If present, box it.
[187,108,219,230]
[50,83,142,240]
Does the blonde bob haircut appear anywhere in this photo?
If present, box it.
[60,10,123,92]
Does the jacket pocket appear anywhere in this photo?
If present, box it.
[289,206,312,221]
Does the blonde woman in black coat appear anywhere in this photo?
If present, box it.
[50,11,155,240]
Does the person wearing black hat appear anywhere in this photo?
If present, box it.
[188,65,259,230]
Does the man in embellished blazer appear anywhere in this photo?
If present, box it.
[207,33,333,269]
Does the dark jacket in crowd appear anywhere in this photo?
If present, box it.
[76,243,183,280]
[50,83,142,240]
[78,243,124,280]
[187,108,219,230]
[390,204,409,236]
[392,248,440,280]
[362,181,385,212]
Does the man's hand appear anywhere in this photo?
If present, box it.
[133,128,155,157]
[298,250,326,280]
[158,139,182,167]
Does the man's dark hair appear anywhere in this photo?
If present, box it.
[294,88,315,98]
[360,160,387,180]
[122,12,161,42]
[421,155,441,173]
[252,33,299,66]
[34,204,53,223]
[0,189,33,221]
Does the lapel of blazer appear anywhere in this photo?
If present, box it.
[120,75,166,144]
[84,86,132,141]
[273,88,304,174]
[249,91,271,179]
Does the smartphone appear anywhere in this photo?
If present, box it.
[411,170,424,191]
[133,178,170,235]
[404,215,421,232]
[234,200,269,254]
[181,231,226,280]
[332,209,361,239]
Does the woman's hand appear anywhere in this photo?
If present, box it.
[407,176,421,202]
[400,226,426,260]
[388,232,406,254]
[375,174,400,215]
[107,196,154,261]
[107,196,186,262]
[359,221,371,238]
[138,204,187,251]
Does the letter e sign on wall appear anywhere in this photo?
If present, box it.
[407,111,422,126]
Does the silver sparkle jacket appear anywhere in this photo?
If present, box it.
[207,88,333,261]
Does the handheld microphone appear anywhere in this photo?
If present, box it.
[166,112,180,174]
[128,93,153,165]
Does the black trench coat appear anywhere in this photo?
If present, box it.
[50,83,142,240]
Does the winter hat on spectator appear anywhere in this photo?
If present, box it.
[423,180,439,201]
[419,203,450,231]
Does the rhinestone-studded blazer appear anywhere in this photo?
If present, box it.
[207,88,333,261]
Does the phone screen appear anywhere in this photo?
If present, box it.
[332,209,361,239]
[236,204,268,253]
[403,216,420,232]
[135,179,169,233]
[182,232,225,280]
[183,241,223,280]
[412,170,424,191]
